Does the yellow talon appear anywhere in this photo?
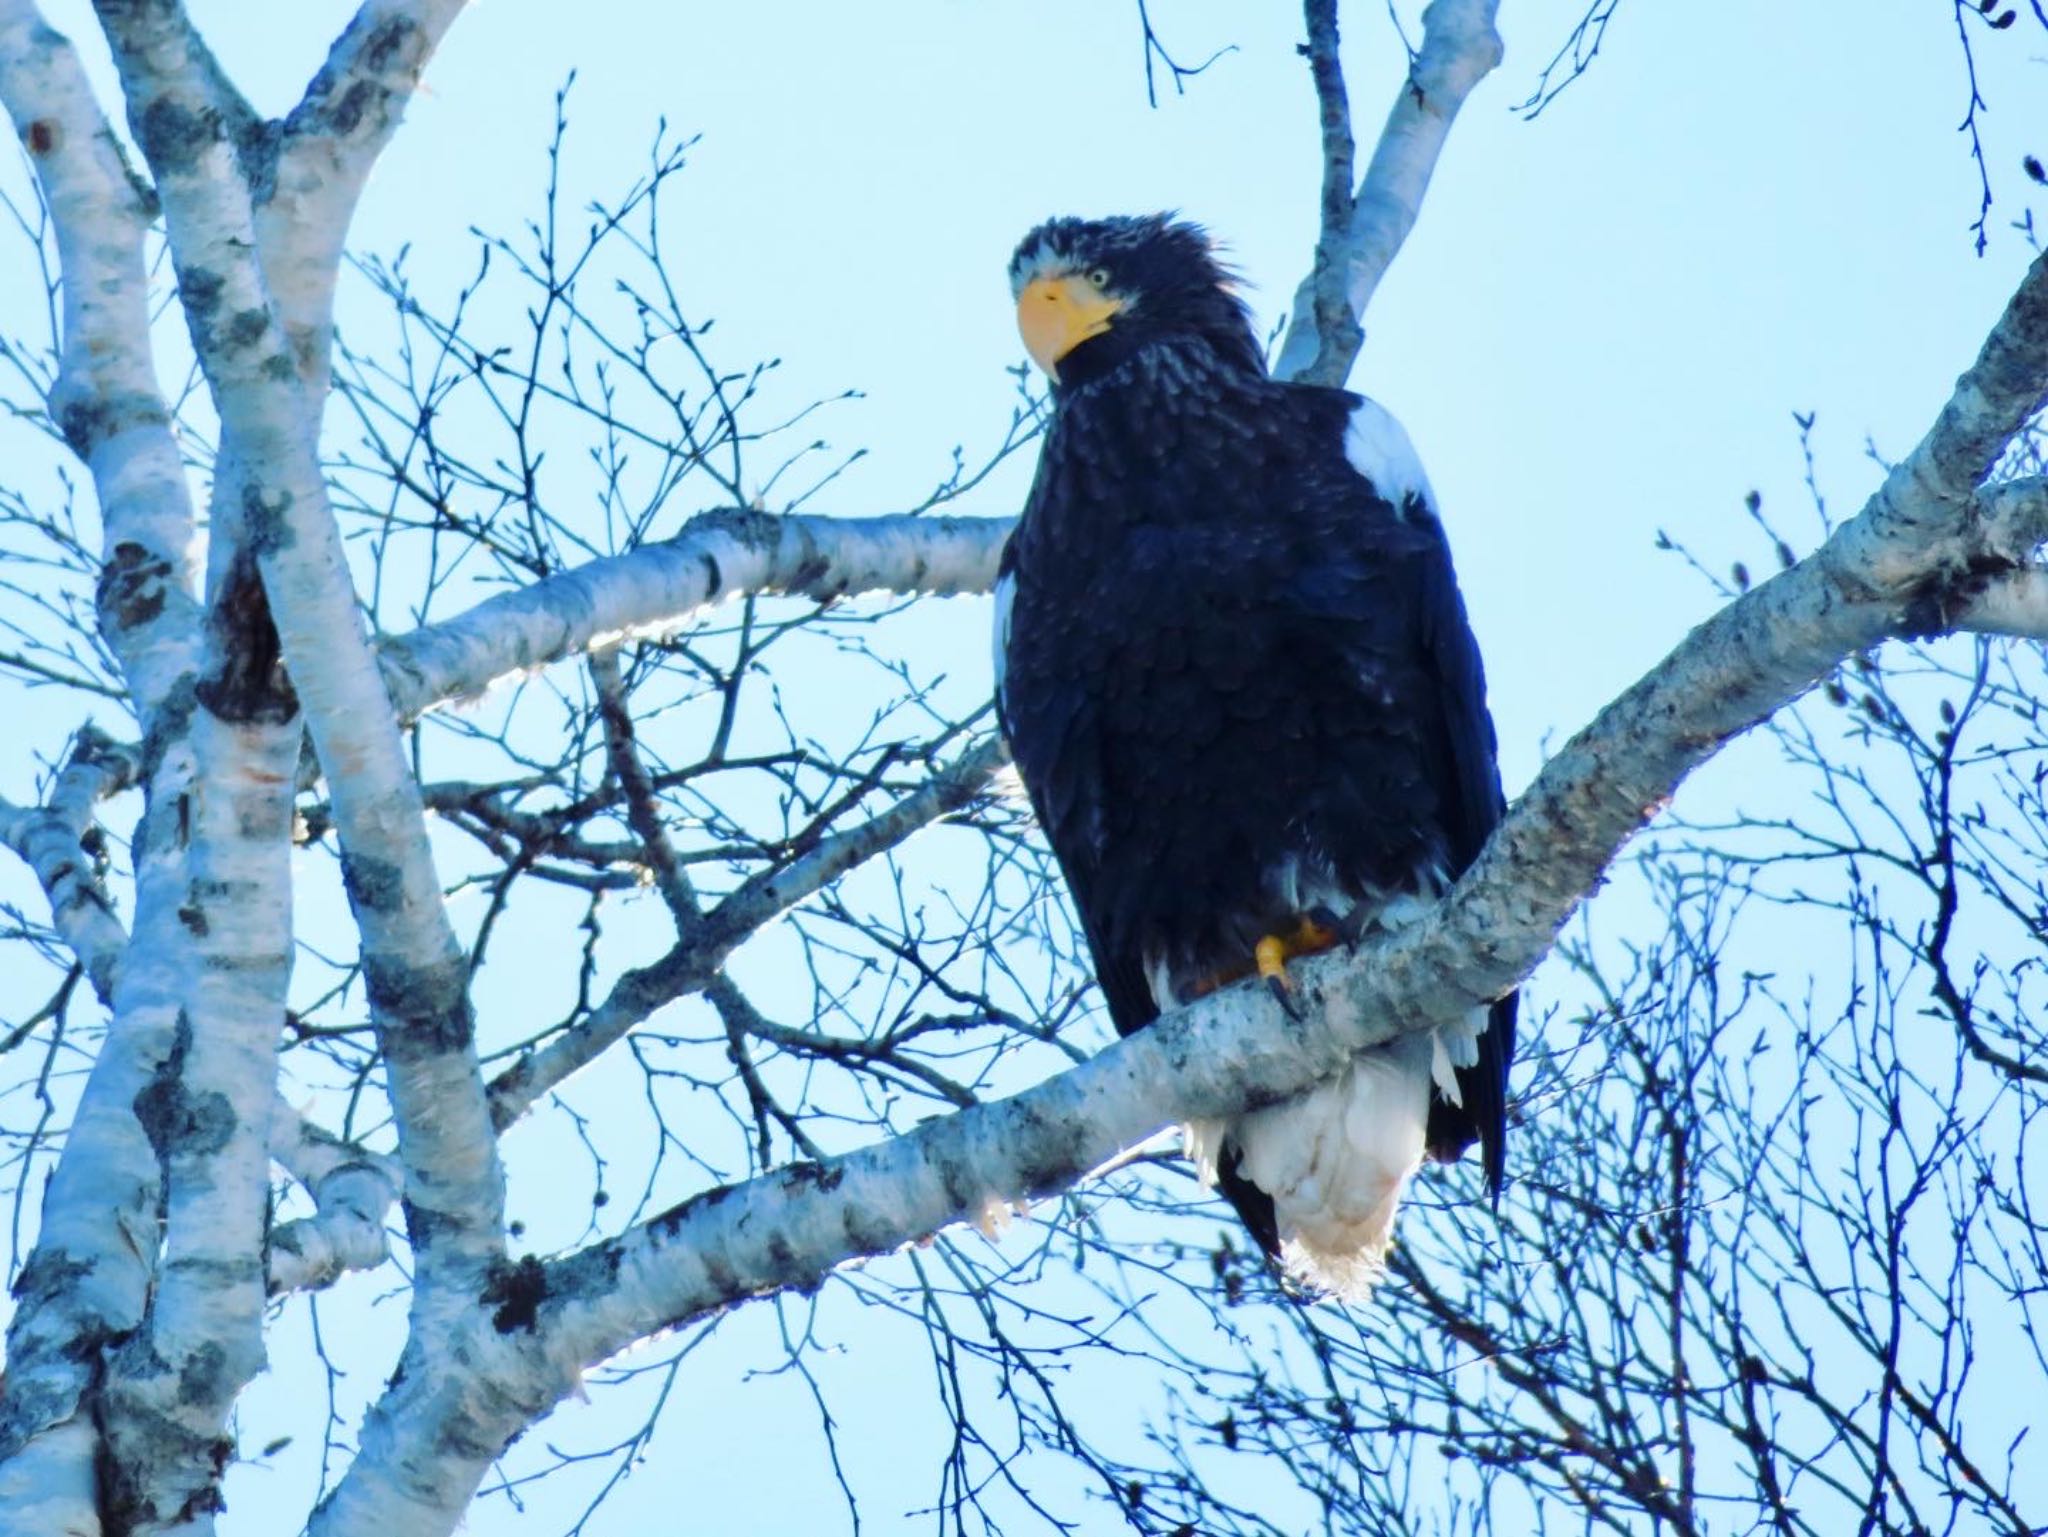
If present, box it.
[1255,934,1291,989]
[1191,916,1347,1003]
[1255,917,1340,995]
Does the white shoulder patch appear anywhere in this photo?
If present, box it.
[1343,396,1434,514]
[991,570,1016,706]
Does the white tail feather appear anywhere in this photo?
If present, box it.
[1185,1017,1486,1301]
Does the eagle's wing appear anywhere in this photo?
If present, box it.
[1334,396,1516,1192]
[1413,522,1518,1192]
[994,549,1161,1038]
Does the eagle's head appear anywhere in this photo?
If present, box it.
[1008,214,1263,387]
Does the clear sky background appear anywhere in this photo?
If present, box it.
[2,1,2045,1532]
[140,0,2043,792]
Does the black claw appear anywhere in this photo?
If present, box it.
[1267,973,1303,1021]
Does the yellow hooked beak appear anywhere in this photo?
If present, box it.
[1016,274,1123,379]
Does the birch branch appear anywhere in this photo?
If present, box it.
[0,727,139,1005]
[1274,0,1504,385]
[261,0,468,389]
[267,1111,403,1297]
[1955,564,2048,639]
[486,732,1010,1131]
[379,509,1010,720]
[308,242,2048,1534]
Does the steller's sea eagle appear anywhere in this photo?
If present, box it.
[993,214,1516,1299]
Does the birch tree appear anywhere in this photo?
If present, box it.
[0,1,2041,1533]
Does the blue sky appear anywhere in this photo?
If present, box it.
[8,0,2045,787]
[300,0,2041,782]
[2,1,2046,1531]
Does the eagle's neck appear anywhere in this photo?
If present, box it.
[1054,309,1266,395]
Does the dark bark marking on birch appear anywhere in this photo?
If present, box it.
[0,1338,94,1461]
[195,549,299,725]
[781,1160,845,1194]
[132,1011,237,1161]
[9,1247,96,1316]
[133,95,222,176]
[96,1386,234,1536]
[96,542,175,634]
[484,1254,549,1334]
[543,1240,623,1306]
[223,307,269,351]
[650,1180,735,1239]
[361,953,476,1056]
[402,1198,462,1254]
[323,80,376,137]
[58,390,174,457]
[240,481,296,556]
[1900,554,2009,639]
[177,267,223,325]
[338,851,406,914]
[174,1340,226,1407]
[297,16,418,139]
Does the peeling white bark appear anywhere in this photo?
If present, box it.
[380,509,1012,722]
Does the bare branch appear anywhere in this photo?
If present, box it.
[485,732,1010,1130]
[0,726,138,1004]
[379,508,1012,722]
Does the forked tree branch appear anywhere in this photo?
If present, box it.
[90,0,507,1314]
[1275,0,1504,385]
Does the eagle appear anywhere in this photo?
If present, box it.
[992,214,1515,1299]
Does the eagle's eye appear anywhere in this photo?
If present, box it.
[1086,267,1112,289]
